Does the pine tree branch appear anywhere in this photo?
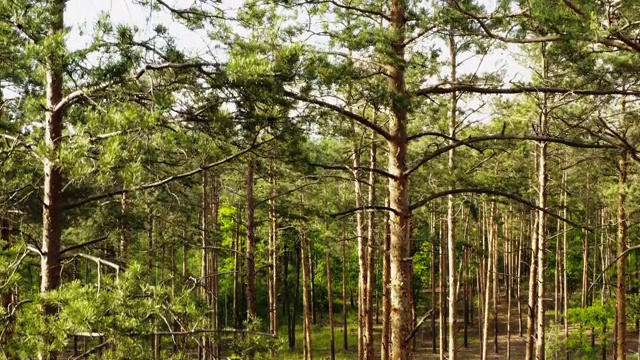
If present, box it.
[53,62,212,113]
[415,84,640,97]
[405,133,617,176]
[310,163,398,180]
[409,188,587,230]
[587,244,640,296]
[64,140,269,210]
[283,90,393,141]
[60,236,109,255]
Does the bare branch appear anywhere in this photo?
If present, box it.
[284,91,393,141]
[310,162,398,180]
[60,236,109,255]
[405,133,617,176]
[64,140,269,210]
[409,188,587,230]
[415,83,640,97]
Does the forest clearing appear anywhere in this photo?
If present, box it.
[2,0,640,359]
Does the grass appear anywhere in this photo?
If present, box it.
[279,324,359,360]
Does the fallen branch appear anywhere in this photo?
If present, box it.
[404,309,434,343]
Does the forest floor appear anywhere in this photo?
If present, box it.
[282,299,640,359]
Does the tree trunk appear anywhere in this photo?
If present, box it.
[507,211,512,360]
[351,123,368,359]
[387,2,412,357]
[40,3,65,359]
[430,210,437,354]
[301,228,313,360]
[268,159,278,336]
[518,212,524,337]
[535,44,549,360]
[210,174,220,358]
[492,203,499,355]
[327,238,336,360]
[562,170,569,360]
[201,171,209,298]
[616,150,628,360]
[311,244,317,326]
[200,172,210,359]
[365,127,377,360]
[481,202,494,360]
[246,157,256,323]
[342,232,349,351]
[526,203,539,360]
[382,198,392,360]
[439,219,446,360]
[233,207,241,330]
[447,32,458,360]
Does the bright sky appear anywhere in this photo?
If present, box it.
[61,0,530,124]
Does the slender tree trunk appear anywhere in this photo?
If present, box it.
[562,168,568,360]
[201,172,209,297]
[439,219,446,360]
[40,3,65,359]
[382,198,392,360]
[291,243,302,350]
[311,244,317,326]
[351,123,368,360]
[492,203,499,354]
[507,211,512,360]
[582,221,589,310]
[386,2,412,358]
[246,157,256,324]
[233,207,241,330]
[365,128,377,360]
[327,238,336,360]
[430,210,437,354]
[481,203,494,360]
[447,32,459,360]
[342,232,349,351]
[210,174,220,358]
[526,193,539,359]
[616,150,628,360]
[284,244,292,350]
[535,44,549,360]
[200,172,209,359]
[268,159,278,336]
[301,228,313,360]
[518,212,524,337]
[464,211,470,349]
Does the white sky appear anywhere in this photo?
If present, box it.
[61,0,531,124]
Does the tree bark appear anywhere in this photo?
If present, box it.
[535,43,549,360]
[246,157,257,323]
[430,210,437,354]
[439,219,446,360]
[210,174,220,358]
[616,150,628,360]
[268,159,278,336]
[233,207,241,330]
[365,127,377,360]
[40,2,65,356]
[518,212,524,338]
[481,202,494,360]
[447,32,458,360]
[301,228,313,360]
[342,232,349,351]
[327,237,336,360]
[382,198,392,360]
[562,170,569,360]
[387,1,412,358]
[492,203,499,355]
[507,210,512,360]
